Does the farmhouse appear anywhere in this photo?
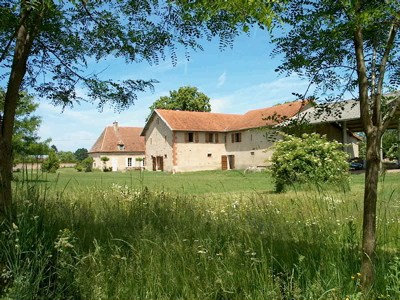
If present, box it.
[141,101,360,172]
[89,122,145,171]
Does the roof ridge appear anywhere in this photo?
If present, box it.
[155,108,241,116]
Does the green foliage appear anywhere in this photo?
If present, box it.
[271,1,400,100]
[271,133,350,192]
[75,164,83,172]
[0,0,255,110]
[382,129,400,160]
[41,150,60,173]
[0,89,42,157]
[148,86,211,119]
[100,156,109,162]
[57,151,77,163]
[51,145,58,153]
[81,157,94,172]
[74,148,88,162]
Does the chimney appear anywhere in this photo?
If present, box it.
[113,121,118,131]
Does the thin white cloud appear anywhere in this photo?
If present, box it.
[210,75,312,114]
[210,98,231,113]
[217,71,227,87]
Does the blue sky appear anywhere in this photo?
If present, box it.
[36,28,312,151]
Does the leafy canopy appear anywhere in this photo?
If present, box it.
[272,0,400,109]
[148,86,211,118]
[0,0,270,110]
[74,148,88,161]
[0,89,41,156]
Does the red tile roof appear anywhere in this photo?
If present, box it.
[89,125,145,153]
[146,101,308,133]
[156,109,240,132]
[229,101,309,130]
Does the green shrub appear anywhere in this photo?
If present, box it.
[81,157,94,172]
[271,133,349,192]
[41,150,60,173]
[75,164,83,172]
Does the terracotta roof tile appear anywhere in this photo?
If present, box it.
[89,126,145,153]
[229,101,309,130]
[156,109,240,131]
[151,101,308,133]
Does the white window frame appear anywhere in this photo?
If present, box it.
[127,157,133,167]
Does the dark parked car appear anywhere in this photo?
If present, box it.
[349,157,364,170]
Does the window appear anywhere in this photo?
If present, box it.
[127,157,132,167]
[206,132,214,143]
[250,152,255,156]
[188,132,194,142]
[207,153,212,157]
[118,144,125,150]
[232,132,242,143]
[164,154,167,158]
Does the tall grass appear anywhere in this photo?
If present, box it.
[1,178,400,299]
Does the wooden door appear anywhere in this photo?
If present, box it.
[152,156,156,171]
[221,155,228,170]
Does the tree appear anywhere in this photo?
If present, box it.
[51,144,58,153]
[41,149,59,173]
[148,86,211,118]
[74,148,88,162]
[271,0,400,289]
[57,151,77,163]
[1,0,272,215]
[0,89,41,159]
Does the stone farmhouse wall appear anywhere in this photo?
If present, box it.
[143,114,360,173]
[144,115,174,172]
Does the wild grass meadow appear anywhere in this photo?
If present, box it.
[1,169,400,299]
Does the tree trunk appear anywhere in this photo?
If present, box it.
[360,130,381,289]
[0,10,34,218]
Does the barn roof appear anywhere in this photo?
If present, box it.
[292,97,400,132]
[89,124,145,153]
[141,100,309,135]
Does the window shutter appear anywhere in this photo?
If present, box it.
[238,133,242,142]
[195,132,199,143]
[215,133,219,143]
[231,133,234,143]
[205,133,209,143]
[185,132,189,143]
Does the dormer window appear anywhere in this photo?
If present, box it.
[118,144,125,151]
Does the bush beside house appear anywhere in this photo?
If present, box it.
[271,133,350,192]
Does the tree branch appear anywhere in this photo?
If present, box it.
[353,25,373,133]
[79,0,104,27]
[37,40,88,82]
[382,97,400,132]
[0,9,32,64]
[375,22,398,129]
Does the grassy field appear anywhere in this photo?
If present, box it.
[2,169,400,299]
[15,166,400,194]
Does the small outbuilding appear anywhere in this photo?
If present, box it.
[89,122,145,171]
